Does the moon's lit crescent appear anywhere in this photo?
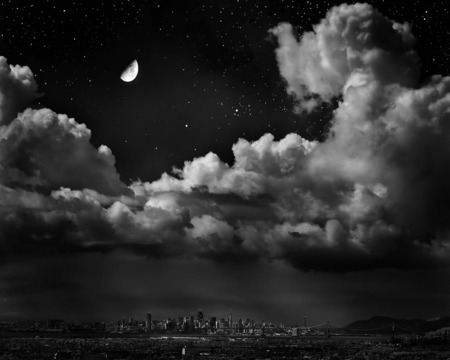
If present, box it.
[120,60,139,82]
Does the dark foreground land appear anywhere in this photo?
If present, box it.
[1,334,450,360]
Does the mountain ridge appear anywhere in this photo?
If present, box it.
[344,316,450,334]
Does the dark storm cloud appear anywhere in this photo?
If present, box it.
[2,3,450,273]
[0,185,191,258]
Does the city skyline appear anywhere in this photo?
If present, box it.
[1,0,450,324]
[6,309,450,340]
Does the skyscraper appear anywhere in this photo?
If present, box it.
[146,312,152,331]
[189,314,195,332]
[210,316,217,331]
[238,318,244,334]
[228,309,232,328]
[197,308,204,322]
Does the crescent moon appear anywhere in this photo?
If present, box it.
[120,60,139,82]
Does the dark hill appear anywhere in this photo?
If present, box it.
[344,316,450,334]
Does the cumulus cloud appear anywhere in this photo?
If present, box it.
[144,133,317,197]
[0,56,39,126]
[270,3,420,112]
[130,3,450,271]
[2,3,450,272]
[0,104,130,196]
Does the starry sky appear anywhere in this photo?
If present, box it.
[1,0,450,324]
[3,0,450,182]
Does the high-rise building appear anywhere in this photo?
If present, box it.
[228,309,232,328]
[238,318,244,334]
[197,308,204,322]
[189,314,195,332]
[146,313,152,331]
[210,316,217,330]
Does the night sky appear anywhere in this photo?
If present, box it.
[1,0,450,325]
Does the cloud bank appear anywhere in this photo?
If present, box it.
[2,3,450,272]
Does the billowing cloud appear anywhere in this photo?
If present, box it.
[2,3,450,272]
[143,133,317,197]
[0,106,130,196]
[0,56,39,126]
[270,3,420,112]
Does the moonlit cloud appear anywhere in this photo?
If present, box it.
[2,3,450,273]
[0,56,39,126]
[269,3,420,112]
[0,107,130,196]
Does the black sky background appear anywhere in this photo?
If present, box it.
[1,0,450,324]
[3,0,449,183]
